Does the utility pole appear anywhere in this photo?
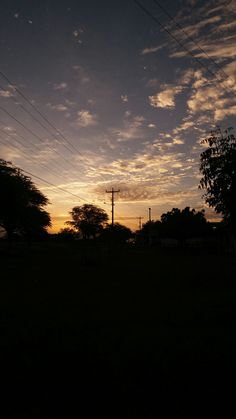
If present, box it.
[149,207,152,222]
[138,216,144,230]
[106,187,120,226]
[148,208,152,246]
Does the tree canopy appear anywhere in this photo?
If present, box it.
[160,207,210,241]
[199,127,236,233]
[141,207,211,243]
[67,204,108,239]
[0,159,51,240]
[100,222,133,244]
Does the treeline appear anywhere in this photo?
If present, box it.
[0,127,235,249]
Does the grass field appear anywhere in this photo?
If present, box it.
[1,241,236,417]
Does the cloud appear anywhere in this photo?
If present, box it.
[72,28,84,44]
[124,110,131,117]
[146,78,159,88]
[186,73,236,121]
[65,99,76,106]
[88,98,96,106]
[214,105,236,120]
[0,89,14,98]
[76,110,98,127]
[53,82,67,90]
[72,65,90,84]
[121,94,128,103]
[173,138,185,145]
[173,120,195,134]
[141,43,167,55]
[148,124,156,128]
[2,125,16,132]
[149,85,183,108]
[110,115,145,142]
[47,103,68,112]
[168,0,236,82]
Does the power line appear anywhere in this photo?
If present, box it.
[0,136,96,203]
[0,104,79,171]
[134,0,236,97]
[0,79,108,181]
[0,82,88,159]
[0,129,75,180]
[0,121,73,177]
[0,69,82,156]
[21,169,86,201]
[0,146,87,201]
[152,0,235,87]
[0,69,117,185]
[0,131,62,178]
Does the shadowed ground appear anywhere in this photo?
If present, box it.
[1,242,236,417]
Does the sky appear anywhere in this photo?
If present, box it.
[0,0,236,232]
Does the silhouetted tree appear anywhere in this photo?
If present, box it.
[160,207,211,244]
[67,204,108,239]
[140,207,211,245]
[100,222,133,244]
[199,127,236,235]
[0,159,51,242]
[57,228,79,241]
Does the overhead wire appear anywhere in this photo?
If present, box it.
[0,118,75,177]
[134,0,236,98]
[0,135,87,201]
[21,169,87,201]
[152,0,235,88]
[0,77,109,182]
[0,104,80,171]
[0,82,90,161]
[0,69,82,155]
[0,128,62,178]
[0,127,76,180]
[0,29,152,220]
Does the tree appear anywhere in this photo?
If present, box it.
[160,207,211,243]
[67,204,108,239]
[199,127,236,234]
[140,207,211,245]
[100,222,133,244]
[57,228,79,241]
[0,159,51,241]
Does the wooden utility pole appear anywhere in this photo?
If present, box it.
[149,207,152,222]
[106,187,120,226]
[148,208,152,246]
[138,216,144,230]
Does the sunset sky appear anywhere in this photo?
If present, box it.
[0,0,236,231]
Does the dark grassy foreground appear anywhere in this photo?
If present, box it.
[0,241,236,418]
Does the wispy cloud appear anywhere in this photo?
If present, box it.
[121,94,128,103]
[75,110,98,127]
[53,82,67,90]
[109,115,145,142]
[146,79,159,88]
[149,85,183,108]
[72,65,90,84]
[0,89,14,98]
[47,103,68,112]
[72,27,84,44]
[141,43,167,55]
